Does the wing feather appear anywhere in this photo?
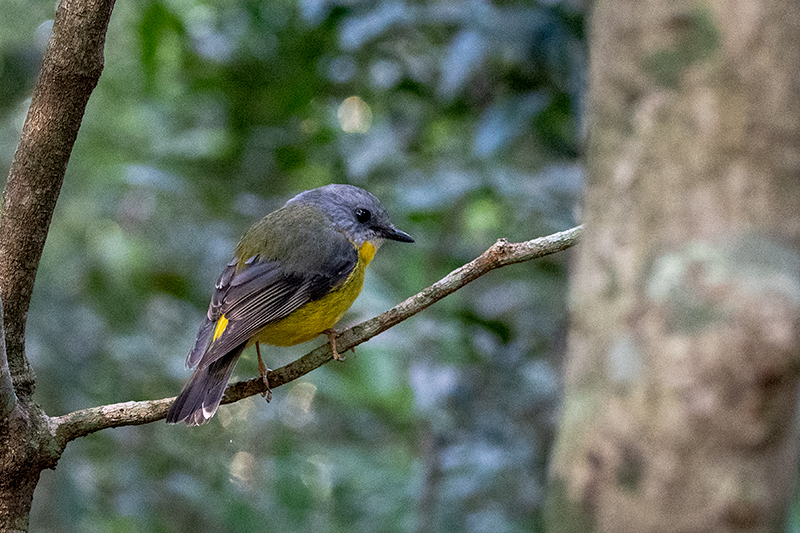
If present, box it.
[189,235,358,371]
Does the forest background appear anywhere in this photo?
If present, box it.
[1,0,585,531]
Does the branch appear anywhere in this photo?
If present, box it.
[50,225,583,447]
[0,0,116,395]
[0,296,15,420]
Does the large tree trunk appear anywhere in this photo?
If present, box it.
[549,1,800,531]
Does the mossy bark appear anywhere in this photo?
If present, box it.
[549,1,800,531]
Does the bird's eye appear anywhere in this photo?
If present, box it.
[355,208,371,223]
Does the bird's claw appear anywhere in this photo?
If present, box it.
[324,328,346,361]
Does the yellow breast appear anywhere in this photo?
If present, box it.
[248,241,376,347]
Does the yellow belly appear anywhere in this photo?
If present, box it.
[247,241,375,347]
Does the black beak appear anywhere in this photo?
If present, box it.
[382,226,414,243]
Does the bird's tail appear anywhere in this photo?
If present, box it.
[166,343,247,426]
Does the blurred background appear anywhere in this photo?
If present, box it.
[2,0,584,531]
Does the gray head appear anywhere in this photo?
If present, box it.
[286,184,414,247]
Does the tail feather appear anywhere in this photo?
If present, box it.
[166,343,247,426]
[185,317,215,368]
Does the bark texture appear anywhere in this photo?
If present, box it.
[0,0,116,530]
[0,0,115,395]
[549,1,800,532]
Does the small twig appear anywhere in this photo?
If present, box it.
[50,225,582,447]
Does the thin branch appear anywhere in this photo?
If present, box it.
[0,0,116,395]
[50,225,583,447]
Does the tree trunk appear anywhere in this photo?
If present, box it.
[549,1,800,532]
[0,0,115,530]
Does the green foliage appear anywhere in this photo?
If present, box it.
[1,0,584,531]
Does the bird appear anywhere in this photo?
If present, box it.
[166,184,414,425]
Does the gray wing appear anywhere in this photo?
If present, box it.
[186,239,357,371]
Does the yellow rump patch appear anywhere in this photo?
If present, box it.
[213,314,229,342]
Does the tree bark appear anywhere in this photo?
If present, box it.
[0,0,116,395]
[549,1,800,532]
[0,0,115,530]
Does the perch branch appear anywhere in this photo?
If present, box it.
[50,225,582,447]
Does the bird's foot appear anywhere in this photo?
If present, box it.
[323,328,346,361]
[256,342,272,402]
